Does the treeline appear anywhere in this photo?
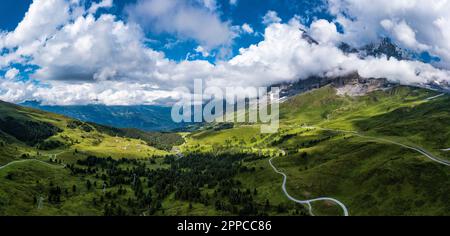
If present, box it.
[67,120,93,132]
[210,123,234,131]
[295,136,332,149]
[87,122,184,151]
[0,116,61,145]
[38,140,65,150]
[276,135,333,155]
[67,153,308,216]
[271,133,298,146]
[121,128,184,151]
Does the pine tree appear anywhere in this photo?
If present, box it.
[86,180,92,190]
[265,199,270,211]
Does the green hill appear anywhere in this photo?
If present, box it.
[1,85,449,216]
[184,85,450,216]
[0,100,301,216]
[0,101,184,215]
[0,100,183,162]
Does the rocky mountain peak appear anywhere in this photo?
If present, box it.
[272,72,393,99]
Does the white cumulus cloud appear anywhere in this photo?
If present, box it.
[195,46,211,57]
[309,19,340,44]
[0,0,71,49]
[241,23,255,34]
[1,2,450,106]
[126,0,235,50]
[262,11,282,25]
[328,0,450,69]
[31,13,167,83]
[5,68,19,80]
[88,0,113,14]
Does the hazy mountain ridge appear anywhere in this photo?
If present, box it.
[20,102,187,132]
[17,37,449,133]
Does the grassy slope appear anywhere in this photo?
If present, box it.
[282,86,450,158]
[0,101,173,215]
[0,158,169,216]
[185,85,450,216]
[1,85,449,216]
[0,161,101,216]
[272,133,450,216]
[0,101,171,162]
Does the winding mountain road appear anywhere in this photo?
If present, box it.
[303,126,450,166]
[171,147,184,160]
[0,152,67,171]
[270,124,450,216]
[425,93,445,101]
[269,157,349,216]
[0,159,64,170]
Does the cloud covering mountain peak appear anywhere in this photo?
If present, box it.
[0,0,449,105]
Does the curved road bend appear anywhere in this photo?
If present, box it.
[0,159,65,170]
[425,93,445,101]
[304,126,450,167]
[0,151,67,170]
[269,157,349,216]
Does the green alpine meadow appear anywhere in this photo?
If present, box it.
[1,0,450,219]
[1,84,449,216]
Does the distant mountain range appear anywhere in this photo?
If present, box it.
[20,101,187,132]
[20,37,448,132]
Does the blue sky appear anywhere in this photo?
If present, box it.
[1,0,329,62]
[0,0,32,31]
[0,0,449,105]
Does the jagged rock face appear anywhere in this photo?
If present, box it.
[360,38,410,60]
[335,79,390,97]
[301,31,319,45]
[332,73,392,96]
[339,38,411,61]
[273,73,393,98]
